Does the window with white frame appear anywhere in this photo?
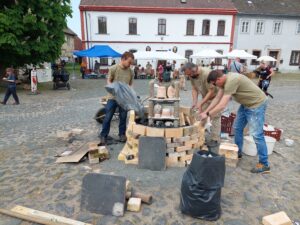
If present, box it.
[297,22,300,34]
[241,20,250,33]
[290,51,300,65]
[255,21,264,34]
[158,19,166,35]
[273,21,282,34]
[98,17,107,34]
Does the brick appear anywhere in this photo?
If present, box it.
[166,148,175,153]
[179,154,193,162]
[128,110,135,123]
[185,115,191,125]
[132,124,146,136]
[176,145,191,153]
[127,198,142,212]
[219,143,239,159]
[186,149,195,155]
[190,132,200,140]
[146,127,165,137]
[165,138,172,143]
[165,128,183,138]
[88,151,99,164]
[168,152,180,158]
[173,136,190,143]
[179,112,186,126]
[178,151,186,157]
[88,142,98,151]
[184,139,199,146]
[183,126,194,136]
[262,211,292,225]
[167,142,182,148]
[225,158,239,168]
[98,146,110,160]
[118,153,126,161]
[131,138,139,146]
[166,157,185,168]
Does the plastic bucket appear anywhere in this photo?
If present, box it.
[243,136,276,156]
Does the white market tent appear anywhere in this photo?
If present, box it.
[225,49,257,59]
[256,55,277,62]
[190,49,224,59]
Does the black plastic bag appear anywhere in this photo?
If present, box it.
[180,150,225,221]
[105,81,144,118]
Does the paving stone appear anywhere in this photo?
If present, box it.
[244,192,257,202]
[223,219,250,225]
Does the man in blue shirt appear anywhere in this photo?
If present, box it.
[229,58,244,74]
[1,68,20,105]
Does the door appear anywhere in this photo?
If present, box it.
[269,51,279,68]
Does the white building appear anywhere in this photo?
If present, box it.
[79,0,237,68]
[232,0,300,72]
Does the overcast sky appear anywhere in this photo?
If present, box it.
[67,0,81,37]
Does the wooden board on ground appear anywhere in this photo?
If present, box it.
[1,205,91,225]
[56,143,88,163]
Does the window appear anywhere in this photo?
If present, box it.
[100,58,108,65]
[215,50,223,65]
[202,20,210,35]
[129,18,137,35]
[217,20,225,36]
[186,19,195,35]
[158,19,166,35]
[255,21,264,34]
[273,21,282,34]
[241,20,250,33]
[185,50,193,62]
[98,17,107,34]
[289,51,300,65]
[297,22,300,34]
[251,50,261,65]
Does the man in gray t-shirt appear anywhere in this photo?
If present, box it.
[229,58,244,74]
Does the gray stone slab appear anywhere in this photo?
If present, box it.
[81,173,126,216]
[138,136,166,171]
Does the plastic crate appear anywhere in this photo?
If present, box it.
[264,125,282,141]
[221,113,236,135]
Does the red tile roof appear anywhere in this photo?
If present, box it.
[80,0,236,9]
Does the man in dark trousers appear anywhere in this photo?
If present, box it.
[99,52,135,145]
[200,70,270,174]
[1,67,20,105]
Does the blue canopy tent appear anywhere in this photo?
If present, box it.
[73,45,122,58]
[73,45,121,78]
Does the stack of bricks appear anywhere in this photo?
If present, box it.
[88,142,110,164]
[118,110,205,168]
[218,142,239,167]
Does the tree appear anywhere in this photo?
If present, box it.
[0,0,72,70]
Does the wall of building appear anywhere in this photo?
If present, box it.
[234,15,300,72]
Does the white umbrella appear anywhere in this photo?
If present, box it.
[256,56,277,62]
[226,50,257,59]
[191,49,223,58]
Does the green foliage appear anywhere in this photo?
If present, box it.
[0,0,72,68]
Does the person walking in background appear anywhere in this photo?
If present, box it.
[94,60,100,75]
[1,67,20,105]
[80,61,87,79]
[254,61,275,98]
[158,64,164,82]
[229,57,244,74]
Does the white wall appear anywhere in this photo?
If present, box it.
[83,11,234,68]
[234,15,300,72]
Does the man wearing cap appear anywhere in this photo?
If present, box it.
[200,70,270,174]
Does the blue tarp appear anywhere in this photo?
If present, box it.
[73,45,121,58]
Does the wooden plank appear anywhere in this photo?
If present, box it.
[10,206,91,225]
[56,143,88,163]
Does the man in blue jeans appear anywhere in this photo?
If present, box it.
[99,52,135,145]
[1,67,20,105]
[200,70,270,174]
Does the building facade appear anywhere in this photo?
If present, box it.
[232,0,300,72]
[79,0,237,68]
[61,27,78,61]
